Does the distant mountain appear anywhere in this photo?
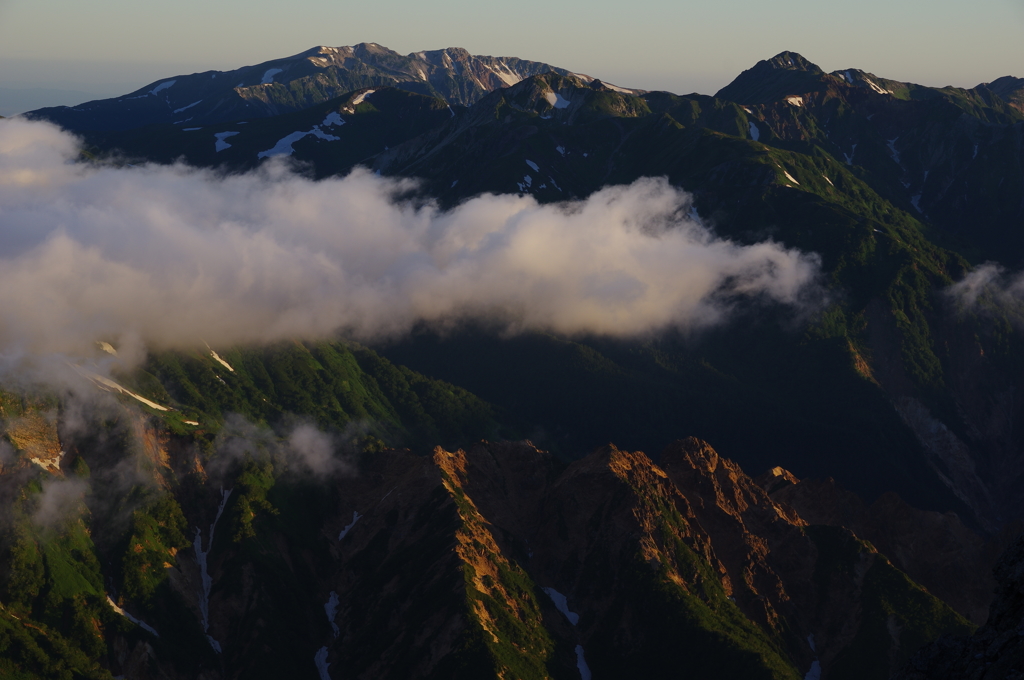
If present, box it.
[982,75,1024,114]
[24,43,638,132]
[0,87,107,117]
[86,87,455,175]
[711,52,1024,261]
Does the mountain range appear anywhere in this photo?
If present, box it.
[2,44,1024,679]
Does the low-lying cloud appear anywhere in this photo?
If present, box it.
[947,263,1024,326]
[0,119,823,359]
[213,414,356,478]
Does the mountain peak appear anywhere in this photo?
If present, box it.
[715,51,826,104]
[762,51,823,73]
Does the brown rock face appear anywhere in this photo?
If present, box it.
[762,470,999,625]
[121,436,972,680]
[316,439,969,679]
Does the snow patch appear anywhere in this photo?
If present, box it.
[79,369,170,411]
[748,121,760,141]
[338,510,362,540]
[194,488,233,653]
[602,82,632,94]
[106,596,159,637]
[29,449,64,472]
[844,70,854,84]
[575,645,592,680]
[911,194,922,212]
[865,78,892,95]
[784,171,800,185]
[542,588,579,625]
[183,420,200,426]
[973,144,979,160]
[98,341,117,355]
[350,89,376,106]
[258,126,340,159]
[322,112,346,127]
[261,68,283,85]
[525,159,539,172]
[804,660,821,680]
[214,132,239,152]
[149,80,176,96]
[209,349,234,372]
[182,127,202,131]
[173,100,202,114]
[807,634,816,653]
[325,591,340,636]
[489,63,522,87]
[315,646,331,680]
[843,143,857,165]
[887,137,901,164]
[556,145,566,156]
[785,96,804,107]
[822,175,834,186]
[544,91,571,109]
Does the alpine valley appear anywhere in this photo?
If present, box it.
[1,43,1023,679]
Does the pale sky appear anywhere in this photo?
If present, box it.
[1,0,1022,107]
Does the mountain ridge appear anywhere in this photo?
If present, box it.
[24,43,640,132]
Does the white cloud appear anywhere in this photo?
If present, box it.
[947,263,1024,327]
[0,118,823,359]
[31,477,89,528]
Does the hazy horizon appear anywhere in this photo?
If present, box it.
[1,0,1022,114]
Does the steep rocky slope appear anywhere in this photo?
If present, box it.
[758,468,1015,626]
[0,379,974,678]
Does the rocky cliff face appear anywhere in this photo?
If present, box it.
[87,431,970,680]
[759,467,1005,626]
[0,381,980,679]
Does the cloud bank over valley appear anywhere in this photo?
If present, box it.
[0,119,824,362]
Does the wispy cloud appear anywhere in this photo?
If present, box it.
[947,263,1024,326]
